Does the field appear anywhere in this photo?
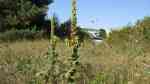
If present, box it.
[1,0,150,84]
[0,38,149,84]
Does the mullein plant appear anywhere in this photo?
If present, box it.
[65,0,81,83]
[44,15,60,84]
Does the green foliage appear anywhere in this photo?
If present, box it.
[135,16,150,41]
[42,15,64,84]
[59,19,71,38]
[136,16,150,29]
[107,16,150,46]
[98,29,107,39]
[0,29,47,42]
[16,58,32,74]
[90,72,107,84]
[90,68,129,84]
[65,0,81,84]
[143,27,150,40]
[77,27,90,42]
[0,0,53,31]
[59,19,90,41]
[107,24,136,48]
[52,14,60,37]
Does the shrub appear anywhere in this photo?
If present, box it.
[77,27,91,43]
[0,29,48,42]
[98,29,107,39]
[143,27,150,40]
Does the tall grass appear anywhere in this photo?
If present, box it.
[0,35,150,84]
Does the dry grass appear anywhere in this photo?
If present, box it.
[0,39,150,84]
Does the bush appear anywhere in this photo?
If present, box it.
[0,28,90,43]
[77,28,91,42]
[0,29,48,42]
[98,29,107,39]
[143,27,150,40]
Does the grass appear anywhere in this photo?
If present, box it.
[0,38,150,84]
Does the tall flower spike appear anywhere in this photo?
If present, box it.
[45,15,59,84]
[69,0,78,47]
[66,0,80,84]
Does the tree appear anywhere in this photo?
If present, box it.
[0,0,53,32]
[29,0,53,30]
[98,29,107,39]
[59,19,71,38]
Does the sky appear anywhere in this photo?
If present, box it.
[47,0,150,31]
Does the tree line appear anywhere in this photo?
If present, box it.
[0,0,107,41]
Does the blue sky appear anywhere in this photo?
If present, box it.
[47,0,150,31]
